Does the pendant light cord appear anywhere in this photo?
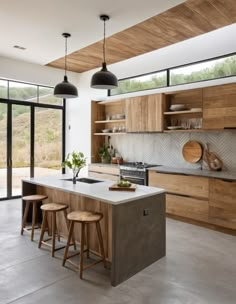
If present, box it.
[65,36,68,76]
[103,18,106,63]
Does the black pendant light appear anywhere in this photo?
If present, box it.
[54,33,78,99]
[91,15,118,89]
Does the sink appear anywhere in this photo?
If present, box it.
[62,177,103,184]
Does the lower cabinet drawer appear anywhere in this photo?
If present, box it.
[88,171,119,182]
[208,207,236,230]
[166,194,209,223]
[149,171,209,199]
[209,179,236,230]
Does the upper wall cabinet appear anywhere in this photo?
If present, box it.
[125,94,164,132]
[203,83,236,129]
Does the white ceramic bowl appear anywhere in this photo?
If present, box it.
[102,129,112,133]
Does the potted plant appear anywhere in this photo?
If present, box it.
[98,145,111,164]
[62,151,86,184]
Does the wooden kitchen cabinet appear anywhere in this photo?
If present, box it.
[88,164,120,182]
[166,194,209,223]
[202,83,236,129]
[209,178,236,230]
[149,170,236,233]
[149,171,209,199]
[126,94,164,132]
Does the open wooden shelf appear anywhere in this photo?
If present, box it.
[95,119,126,124]
[164,129,204,133]
[94,132,126,136]
[163,129,236,133]
[164,109,202,115]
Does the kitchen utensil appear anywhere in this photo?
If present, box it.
[203,143,223,171]
[109,183,137,191]
[182,140,203,163]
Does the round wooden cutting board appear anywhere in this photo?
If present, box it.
[182,140,203,163]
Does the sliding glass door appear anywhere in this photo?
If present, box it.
[0,102,64,200]
[34,107,62,177]
[12,105,31,196]
[0,103,7,198]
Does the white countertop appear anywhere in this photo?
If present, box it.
[148,166,236,181]
[22,175,165,205]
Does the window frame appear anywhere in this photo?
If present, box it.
[108,51,236,96]
[0,78,65,200]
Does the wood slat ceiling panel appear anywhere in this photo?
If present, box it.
[47,0,235,73]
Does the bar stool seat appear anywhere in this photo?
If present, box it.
[41,203,68,212]
[63,210,106,279]
[38,203,76,257]
[67,211,103,223]
[21,194,48,241]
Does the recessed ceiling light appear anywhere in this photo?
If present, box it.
[13,45,26,50]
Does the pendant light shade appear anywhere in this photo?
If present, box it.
[91,15,118,89]
[54,33,78,99]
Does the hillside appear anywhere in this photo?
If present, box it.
[0,107,62,169]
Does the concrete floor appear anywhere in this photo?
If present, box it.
[0,199,236,304]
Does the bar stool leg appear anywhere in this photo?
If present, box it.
[21,201,30,235]
[86,224,90,258]
[63,221,74,266]
[80,223,85,279]
[38,210,47,248]
[51,212,56,257]
[31,202,37,241]
[63,210,76,250]
[96,222,106,268]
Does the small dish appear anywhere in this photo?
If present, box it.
[167,126,184,130]
[169,104,186,111]
[101,129,112,133]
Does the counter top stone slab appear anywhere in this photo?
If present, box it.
[148,166,236,181]
[23,175,165,205]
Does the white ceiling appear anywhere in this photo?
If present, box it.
[0,0,185,66]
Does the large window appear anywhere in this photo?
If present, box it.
[170,55,236,86]
[109,53,236,96]
[0,79,64,199]
[111,70,167,95]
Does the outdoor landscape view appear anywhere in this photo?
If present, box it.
[0,84,62,197]
[111,54,236,95]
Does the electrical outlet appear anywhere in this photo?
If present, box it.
[143,208,149,216]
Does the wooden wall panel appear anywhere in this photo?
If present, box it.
[36,185,113,261]
[47,0,236,73]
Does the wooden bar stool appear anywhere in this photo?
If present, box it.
[38,203,76,257]
[63,210,106,279]
[21,194,48,241]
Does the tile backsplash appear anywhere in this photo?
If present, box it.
[110,131,236,171]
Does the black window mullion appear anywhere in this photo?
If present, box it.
[30,106,35,177]
[7,103,12,198]
[167,69,170,87]
[62,99,66,174]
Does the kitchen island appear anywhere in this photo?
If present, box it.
[22,175,166,286]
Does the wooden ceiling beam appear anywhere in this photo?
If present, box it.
[47,0,235,73]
